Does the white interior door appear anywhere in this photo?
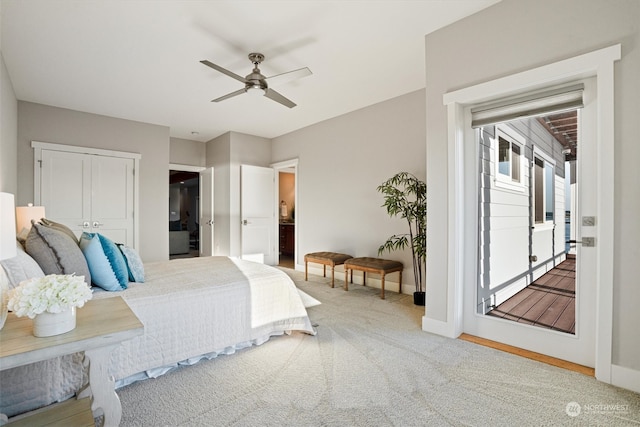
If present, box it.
[90,155,135,245]
[40,150,91,237]
[240,165,275,265]
[200,167,214,256]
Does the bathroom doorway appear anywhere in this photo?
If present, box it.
[272,159,298,269]
[169,170,200,259]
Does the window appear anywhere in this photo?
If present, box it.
[495,125,525,190]
[534,155,555,224]
[498,136,521,182]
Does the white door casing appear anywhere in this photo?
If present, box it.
[34,142,139,248]
[200,167,214,256]
[241,165,275,265]
[429,45,620,382]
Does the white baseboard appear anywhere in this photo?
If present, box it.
[422,316,457,338]
[611,364,640,393]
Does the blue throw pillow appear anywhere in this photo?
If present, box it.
[79,233,121,291]
[117,244,145,283]
[96,234,129,289]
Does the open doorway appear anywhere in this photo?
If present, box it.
[169,170,200,259]
[278,169,295,269]
[477,110,579,335]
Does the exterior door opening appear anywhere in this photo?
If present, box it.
[477,109,580,336]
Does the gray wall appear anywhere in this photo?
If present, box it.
[272,89,426,293]
[16,102,170,262]
[206,131,271,258]
[170,137,206,166]
[425,0,640,370]
[0,53,17,194]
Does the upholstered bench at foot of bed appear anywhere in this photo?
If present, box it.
[304,252,353,287]
[344,257,403,299]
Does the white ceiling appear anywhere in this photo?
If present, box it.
[1,0,499,142]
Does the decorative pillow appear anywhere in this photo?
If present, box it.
[96,234,129,289]
[78,233,122,291]
[0,242,45,289]
[117,244,145,283]
[40,218,79,243]
[24,223,91,285]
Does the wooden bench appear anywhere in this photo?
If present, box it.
[304,252,353,287]
[344,257,403,299]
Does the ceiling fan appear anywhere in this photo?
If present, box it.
[200,53,311,108]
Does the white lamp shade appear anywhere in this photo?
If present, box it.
[0,193,17,261]
[15,204,46,235]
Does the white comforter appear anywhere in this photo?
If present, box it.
[92,256,315,383]
[0,257,315,417]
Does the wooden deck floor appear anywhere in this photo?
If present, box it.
[487,256,576,334]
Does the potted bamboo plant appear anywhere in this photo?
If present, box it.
[377,172,426,306]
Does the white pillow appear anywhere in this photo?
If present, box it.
[0,242,45,289]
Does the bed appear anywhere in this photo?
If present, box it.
[0,223,316,418]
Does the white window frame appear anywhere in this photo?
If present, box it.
[532,147,556,229]
[494,124,525,192]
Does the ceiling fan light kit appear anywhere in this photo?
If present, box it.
[200,52,311,108]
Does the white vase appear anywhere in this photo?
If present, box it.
[33,307,76,337]
[0,277,8,330]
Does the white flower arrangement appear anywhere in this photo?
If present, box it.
[8,274,92,319]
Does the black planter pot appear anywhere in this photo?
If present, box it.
[413,291,426,306]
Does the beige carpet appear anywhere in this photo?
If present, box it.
[117,268,640,426]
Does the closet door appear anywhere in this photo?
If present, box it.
[38,147,135,247]
[90,155,135,245]
[40,150,92,238]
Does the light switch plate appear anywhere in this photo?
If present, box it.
[582,216,596,226]
[582,237,595,247]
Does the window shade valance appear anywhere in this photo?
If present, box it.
[470,83,584,128]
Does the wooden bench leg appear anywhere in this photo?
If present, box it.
[323,265,326,278]
[344,268,349,291]
[305,261,308,281]
[381,273,385,299]
[398,271,402,295]
[331,265,335,288]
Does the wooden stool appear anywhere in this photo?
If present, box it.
[304,252,353,287]
[344,257,403,299]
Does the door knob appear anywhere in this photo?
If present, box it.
[77,221,90,228]
[242,220,249,225]
[92,221,103,228]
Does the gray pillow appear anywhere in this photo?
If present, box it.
[0,242,45,289]
[24,223,91,285]
[39,218,79,244]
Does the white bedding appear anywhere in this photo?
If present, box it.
[0,256,316,417]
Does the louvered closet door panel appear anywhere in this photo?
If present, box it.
[91,155,135,246]
[40,150,92,239]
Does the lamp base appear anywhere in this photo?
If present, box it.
[0,274,9,330]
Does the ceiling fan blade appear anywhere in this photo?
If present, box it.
[264,88,296,108]
[266,67,312,86]
[211,88,246,103]
[200,60,247,83]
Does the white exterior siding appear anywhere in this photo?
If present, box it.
[477,118,567,313]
